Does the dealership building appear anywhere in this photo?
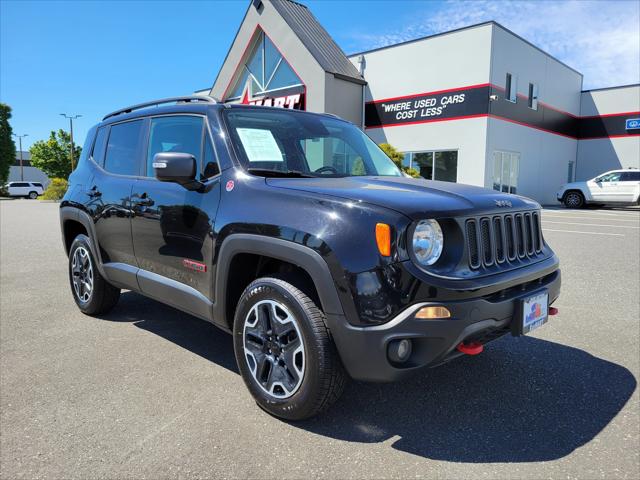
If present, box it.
[200,0,640,204]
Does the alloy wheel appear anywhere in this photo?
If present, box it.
[565,192,582,208]
[71,246,93,303]
[243,300,305,399]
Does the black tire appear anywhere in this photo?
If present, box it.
[68,234,120,315]
[28,191,38,199]
[233,277,346,420]
[563,191,584,209]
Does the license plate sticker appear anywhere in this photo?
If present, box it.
[522,291,549,334]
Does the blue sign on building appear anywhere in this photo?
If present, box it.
[626,118,640,130]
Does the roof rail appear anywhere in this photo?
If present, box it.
[102,96,217,121]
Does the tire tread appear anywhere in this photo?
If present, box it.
[69,234,120,315]
[236,277,346,420]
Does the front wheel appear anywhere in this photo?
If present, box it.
[233,277,346,420]
[28,191,38,199]
[564,191,584,208]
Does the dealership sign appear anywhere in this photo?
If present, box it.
[238,85,306,110]
[365,84,490,128]
[626,118,640,130]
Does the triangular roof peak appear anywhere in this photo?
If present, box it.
[269,0,363,81]
[210,0,363,99]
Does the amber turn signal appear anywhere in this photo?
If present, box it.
[375,223,391,257]
[415,306,451,319]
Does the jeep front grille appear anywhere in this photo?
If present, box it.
[465,211,543,270]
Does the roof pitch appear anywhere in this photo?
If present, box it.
[270,0,364,84]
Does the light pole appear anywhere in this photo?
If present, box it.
[12,134,28,181]
[60,113,81,171]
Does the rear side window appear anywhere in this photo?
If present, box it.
[92,126,109,167]
[146,115,204,177]
[104,120,145,176]
[12,182,29,187]
[621,171,640,181]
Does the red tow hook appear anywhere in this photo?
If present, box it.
[549,307,559,316]
[457,342,483,355]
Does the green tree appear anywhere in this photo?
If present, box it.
[0,103,17,189]
[378,143,420,178]
[29,130,80,180]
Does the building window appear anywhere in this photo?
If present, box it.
[567,161,574,183]
[493,151,520,194]
[528,83,538,110]
[227,30,302,100]
[403,150,458,182]
[506,73,517,103]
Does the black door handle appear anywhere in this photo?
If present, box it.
[87,186,101,198]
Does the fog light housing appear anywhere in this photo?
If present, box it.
[388,338,412,363]
[415,306,451,319]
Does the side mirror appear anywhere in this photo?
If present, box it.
[153,152,201,190]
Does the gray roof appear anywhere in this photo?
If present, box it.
[13,151,32,167]
[270,0,365,84]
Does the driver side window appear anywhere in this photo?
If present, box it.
[598,172,622,182]
[146,115,204,177]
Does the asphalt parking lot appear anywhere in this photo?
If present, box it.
[1,200,639,479]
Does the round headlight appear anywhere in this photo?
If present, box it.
[412,219,443,266]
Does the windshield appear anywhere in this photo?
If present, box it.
[223,108,402,177]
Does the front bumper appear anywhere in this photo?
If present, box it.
[327,267,561,382]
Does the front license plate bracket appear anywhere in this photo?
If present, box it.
[512,290,549,336]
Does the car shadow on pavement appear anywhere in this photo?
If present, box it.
[99,291,238,374]
[100,292,635,464]
[297,336,636,463]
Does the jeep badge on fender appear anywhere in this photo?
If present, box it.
[60,96,560,420]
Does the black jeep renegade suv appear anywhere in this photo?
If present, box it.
[60,96,561,420]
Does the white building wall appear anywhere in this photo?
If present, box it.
[366,119,489,187]
[485,119,576,205]
[580,85,639,116]
[323,73,364,126]
[350,24,493,187]
[487,24,582,204]
[350,24,493,102]
[489,25,583,115]
[577,85,640,180]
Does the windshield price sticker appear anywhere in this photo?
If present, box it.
[236,128,284,162]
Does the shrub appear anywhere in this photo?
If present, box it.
[40,178,68,200]
[378,143,421,178]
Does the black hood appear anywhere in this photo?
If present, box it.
[266,176,539,219]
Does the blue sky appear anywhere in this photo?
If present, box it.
[1,0,639,150]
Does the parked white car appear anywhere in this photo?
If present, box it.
[557,169,640,208]
[5,181,45,199]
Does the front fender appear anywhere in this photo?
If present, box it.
[212,233,346,327]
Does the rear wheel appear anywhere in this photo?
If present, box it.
[564,191,584,208]
[233,277,346,420]
[68,234,120,315]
